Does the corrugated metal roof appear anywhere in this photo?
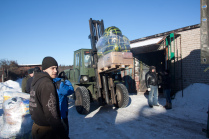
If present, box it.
[129,24,200,54]
[130,37,163,48]
[130,24,200,44]
[18,64,41,66]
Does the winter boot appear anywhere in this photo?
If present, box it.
[164,101,168,108]
[153,103,160,106]
[149,104,153,108]
[166,103,172,109]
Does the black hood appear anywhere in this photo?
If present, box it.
[31,72,52,86]
[149,66,156,72]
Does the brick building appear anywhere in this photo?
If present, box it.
[0,64,73,82]
[18,64,42,78]
[0,64,42,82]
[130,24,209,94]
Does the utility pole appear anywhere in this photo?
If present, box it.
[201,0,209,64]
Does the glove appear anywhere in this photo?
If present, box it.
[147,88,151,91]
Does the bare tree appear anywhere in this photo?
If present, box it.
[0,59,19,81]
[58,64,73,73]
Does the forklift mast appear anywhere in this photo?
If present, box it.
[89,18,104,58]
[88,18,105,102]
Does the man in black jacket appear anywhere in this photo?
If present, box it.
[26,67,41,93]
[29,56,68,139]
[145,66,160,108]
[162,69,172,109]
[22,68,34,93]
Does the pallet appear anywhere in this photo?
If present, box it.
[98,64,133,73]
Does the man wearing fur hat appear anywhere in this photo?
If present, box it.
[29,56,69,139]
[145,66,160,108]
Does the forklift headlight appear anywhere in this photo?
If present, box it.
[79,75,89,83]
[82,76,88,82]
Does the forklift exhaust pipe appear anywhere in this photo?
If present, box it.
[102,75,110,105]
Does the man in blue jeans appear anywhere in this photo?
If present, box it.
[145,66,160,108]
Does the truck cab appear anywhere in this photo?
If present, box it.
[66,49,97,100]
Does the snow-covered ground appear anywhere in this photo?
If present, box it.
[0,79,208,138]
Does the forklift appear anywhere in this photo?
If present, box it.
[65,18,132,114]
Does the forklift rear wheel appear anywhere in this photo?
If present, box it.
[114,83,129,108]
[75,86,90,114]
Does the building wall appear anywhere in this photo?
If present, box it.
[131,26,209,93]
[175,27,209,90]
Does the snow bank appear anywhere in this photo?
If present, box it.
[0,79,22,92]
[0,80,208,138]
[174,83,209,109]
[172,83,209,123]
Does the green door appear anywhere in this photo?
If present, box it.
[74,51,81,83]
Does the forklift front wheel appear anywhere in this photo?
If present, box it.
[75,86,90,114]
[114,83,129,108]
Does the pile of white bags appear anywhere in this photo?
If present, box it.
[0,91,33,138]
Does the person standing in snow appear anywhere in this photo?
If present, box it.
[145,66,160,108]
[162,69,172,109]
[26,67,41,93]
[29,56,69,139]
[53,75,74,136]
[22,68,34,93]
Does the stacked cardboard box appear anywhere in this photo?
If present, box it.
[98,52,133,73]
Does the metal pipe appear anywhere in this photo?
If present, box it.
[174,33,176,97]
[102,74,110,105]
[95,23,100,40]
[109,74,116,104]
[180,35,183,97]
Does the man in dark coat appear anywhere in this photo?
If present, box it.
[145,66,160,108]
[26,67,41,93]
[22,68,34,93]
[29,56,68,139]
[162,69,172,109]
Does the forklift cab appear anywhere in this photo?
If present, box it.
[70,49,95,85]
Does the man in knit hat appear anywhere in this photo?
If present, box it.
[29,56,69,139]
[26,67,41,93]
[22,68,34,93]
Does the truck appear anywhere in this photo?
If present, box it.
[64,18,133,114]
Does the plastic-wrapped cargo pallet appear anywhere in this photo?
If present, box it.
[96,26,133,72]
[0,91,33,138]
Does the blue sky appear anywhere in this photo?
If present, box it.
[0,0,200,65]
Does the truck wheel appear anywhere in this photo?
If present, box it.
[75,86,90,114]
[114,83,129,108]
